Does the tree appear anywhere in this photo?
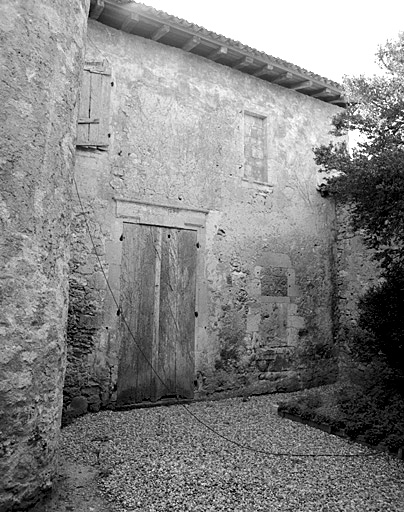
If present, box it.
[314,32,404,274]
[314,33,404,381]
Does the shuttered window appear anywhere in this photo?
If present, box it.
[76,61,112,149]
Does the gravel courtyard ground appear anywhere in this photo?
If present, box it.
[36,394,404,512]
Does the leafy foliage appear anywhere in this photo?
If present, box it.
[278,382,404,452]
[314,32,404,273]
[358,270,404,374]
[314,33,404,381]
[294,34,404,454]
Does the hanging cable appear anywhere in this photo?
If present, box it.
[73,176,380,459]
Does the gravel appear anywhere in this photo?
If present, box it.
[61,394,404,511]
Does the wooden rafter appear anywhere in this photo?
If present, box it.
[90,0,347,108]
[271,72,293,84]
[182,36,201,52]
[290,80,312,91]
[253,64,274,77]
[311,88,332,98]
[329,96,347,105]
[90,0,104,20]
[233,56,254,70]
[120,13,140,33]
[151,24,170,41]
[208,46,227,61]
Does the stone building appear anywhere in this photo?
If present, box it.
[1,1,365,509]
[65,0,348,414]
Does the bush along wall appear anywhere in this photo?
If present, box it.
[310,33,404,460]
[277,377,404,456]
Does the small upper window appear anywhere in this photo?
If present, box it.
[76,60,112,149]
[243,111,268,183]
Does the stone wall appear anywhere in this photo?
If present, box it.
[335,206,380,326]
[65,19,343,413]
[0,1,89,510]
[334,205,381,378]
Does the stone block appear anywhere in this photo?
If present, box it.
[287,284,300,297]
[68,396,88,416]
[259,302,288,345]
[81,386,100,397]
[91,271,107,290]
[260,296,290,303]
[89,401,101,413]
[246,278,261,296]
[253,266,262,278]
[268,353,291,372]
[101,391,111,406]
[286,268,295,281]
[288,303,298,315]
[77,261,95,275]
[107,263,121,290]
[286,327,299,346]
[246,312,260,333]
[105,240,122,265]
[256,359,269,372]
[288,315,305,329]
[79,314,101,329]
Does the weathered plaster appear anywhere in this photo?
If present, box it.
[335,206,381,325]
[334,206,381,378]
[66,19,343,411]
[0,1,89,510]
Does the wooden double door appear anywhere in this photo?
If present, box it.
[116,223,197,405]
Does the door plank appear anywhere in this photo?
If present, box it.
[151,227,164,401]
[116,224,157,404]
[117,224,197,405]
[175,229,197,398]
[155,228,178,400]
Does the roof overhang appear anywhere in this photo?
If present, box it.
[89,0,347,108]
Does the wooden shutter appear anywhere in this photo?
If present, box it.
[76,61,111,149]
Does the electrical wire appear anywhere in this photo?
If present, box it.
[73,175,380,459]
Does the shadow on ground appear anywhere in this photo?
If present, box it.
[30,461,111,512]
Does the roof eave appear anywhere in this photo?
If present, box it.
[89,0,347,108]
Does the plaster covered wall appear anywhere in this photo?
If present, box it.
[0,1,89,510]
[335,206,380,326]
[334,206,381,378]
[66,19,343,412]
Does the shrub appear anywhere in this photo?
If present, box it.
[384,433,404,452]
[278,382,404,452]
[358,269,404,376]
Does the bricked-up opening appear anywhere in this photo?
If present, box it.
[243,112,267,182]
[261,267,288,296]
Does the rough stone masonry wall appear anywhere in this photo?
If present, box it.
[0,1,89,510]
[335,205,381,378]
[66,19,343,412]
[335,206,380,325]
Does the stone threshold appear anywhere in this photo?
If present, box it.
[113,393,282,411]
[115,397,194,410]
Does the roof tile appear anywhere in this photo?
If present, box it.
[116,1,343,89]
